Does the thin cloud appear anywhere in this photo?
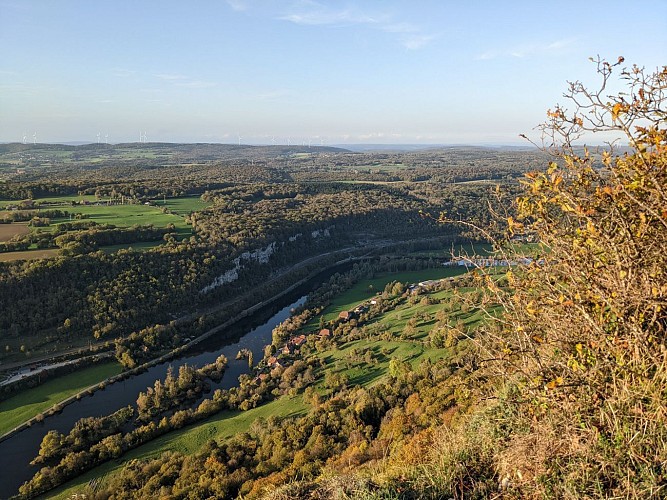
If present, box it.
[155,73,188,81]
[279,8,379,27]
[476,51,495,61]
[400,33,438,50]
[279,3,435,49]
[226,0,249,11]
[155,74,217,89]
[476,38,577,60]
[547,38,576,50]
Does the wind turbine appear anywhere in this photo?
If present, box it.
[22,132,27,144]
[33,132,37,145]
[105,134,109,144]
[271,136,276,146]
[143,131,148,143]
[237,133,242,146]
[97,132,101,144]
[287,137,291,146]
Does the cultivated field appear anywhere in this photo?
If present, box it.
[0,248,60,262]
[0,222,29,242]
[0,196,211,264]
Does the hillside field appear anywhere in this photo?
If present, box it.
[49,269,486,498]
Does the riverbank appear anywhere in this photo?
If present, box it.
[50,268,482,499]
[0,362,122,437]
[0,248,357,445]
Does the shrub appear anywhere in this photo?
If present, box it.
[467,58,667,498]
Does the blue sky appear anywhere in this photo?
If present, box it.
[1,0,665,145]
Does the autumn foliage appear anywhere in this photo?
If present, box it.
[475,58,667,498]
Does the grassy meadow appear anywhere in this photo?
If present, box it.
[0,195,211,261]
[51,395,307,499]
[32,200,191,235]
[0,362,122,436]
[151,196,210,215]
[304,266,468,329]
[50,269,489,498]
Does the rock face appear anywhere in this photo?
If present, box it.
[200,227,333,294]
[200,242,276,294]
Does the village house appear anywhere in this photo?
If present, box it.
[267,356,283,368]
[292,334,307,346]
[318,328,332,339]
[353,304,368,314]
[338,311,353,321]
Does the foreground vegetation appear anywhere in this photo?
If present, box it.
[266,58,667,499]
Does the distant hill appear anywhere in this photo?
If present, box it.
[335,143,535,153]
[0,142,350,156]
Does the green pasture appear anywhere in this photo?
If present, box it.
[315,339,447,391]
[311,284,488,391]
[0,196,211,260]
[47,268,493,499]
[0,362,122,436]
[304,267,468,330]
[372,287,485,336]
[150,195,210,215]
[30,195,208,237]
[51,395,307,499]
[38,203,187,232]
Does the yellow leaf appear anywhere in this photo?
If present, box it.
[611,102,621,121]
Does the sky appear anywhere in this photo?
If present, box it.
[1,0,666,145]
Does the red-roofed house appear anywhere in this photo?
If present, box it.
[338,311,352,321]
[293,334,307,346]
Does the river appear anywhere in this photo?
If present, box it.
[0,266,339,498]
